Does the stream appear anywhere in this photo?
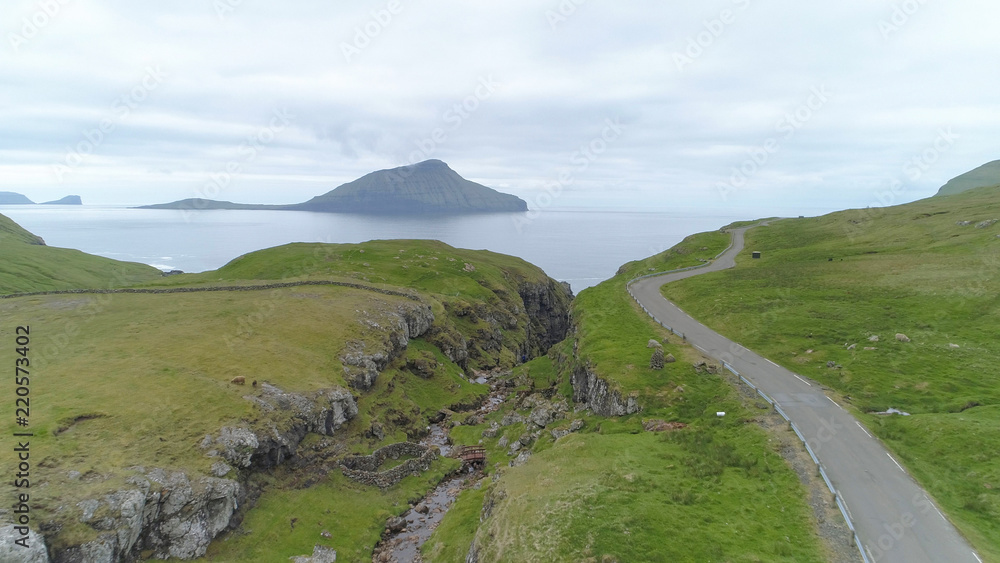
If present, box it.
[373,376,510,562]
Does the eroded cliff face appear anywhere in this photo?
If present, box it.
[518,279,573,358]
[341,302,436,390]
[34,276,571,561]
[569,361,641,417]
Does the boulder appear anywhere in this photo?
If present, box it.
[976,219,997,229]
[895,333,911,343]
[290,544,338,563]
[386,517,406,533]
[0,525,49,562]
[664,353,676,363]
[869,335,880,342]
[847,344,857,350]
[949,343,960,349]
[500,412,524,427]
[509,450,532,467]
[647,339,662,348]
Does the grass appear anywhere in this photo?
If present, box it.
[468,430,823,562]
[423,230,829,562]
[0,216,549,559]
[201,457,461,563]
[0,212,162,294]
[661,185,1000,560]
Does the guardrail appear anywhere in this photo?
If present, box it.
[626,225,870,562]
[723,360,870,563]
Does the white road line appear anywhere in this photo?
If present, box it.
[855,421,873,439]
[973,552,982,563]
[793,374,812,386]
[887,453,906,473]
[766,358,779,367]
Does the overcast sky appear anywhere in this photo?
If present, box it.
[2,0,998,214]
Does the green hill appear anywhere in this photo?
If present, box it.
[936,160,1000,196]
[0,212,162,293]
[661,186,1000,559]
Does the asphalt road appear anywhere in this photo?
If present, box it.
[629,226,982,563]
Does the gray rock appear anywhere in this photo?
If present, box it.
[497,436,509,449]
[895,333,911,343]
[481,422,500,438]
[664,353,676,363]
[78,499,100,522]
[341,303,434,390]
[386,517,406,533]
[509,450,532,467]
[976,219,997,229]
[647,339,662,348]
[949,343,960,349]
[527,404,558,428]
[571,362,641,416]
[206,426,259,468]
[847,344,857,350]
[500,412,524,427]
[211,461,232,477]
[869,335,880,342]
[0,525,50,562]
[569,419,584,432]
[508,441,522,454]
[290,544,338,563]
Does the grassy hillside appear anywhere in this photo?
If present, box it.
[662,186,1000,560]
[0,212,162,293]
[937,160,1000,196]
[420,232,835,562]
[1,229,570,560]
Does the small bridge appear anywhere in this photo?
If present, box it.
[458,445,486,469]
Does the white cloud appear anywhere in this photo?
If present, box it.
[1,0,997,209]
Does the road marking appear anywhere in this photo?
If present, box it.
[793,374,812,386]
[766,358,779,367]
[855,421,873,438]
[825,396,847,412]
[887,453,906,473]
[973,553,983,563]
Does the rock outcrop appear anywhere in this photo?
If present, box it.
[570,362,641,416]
[0,525,49,562]
[517,280,573,357]
[341,303,435,389]
[52,469,242,562]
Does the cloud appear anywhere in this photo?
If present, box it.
[1,0,997,211]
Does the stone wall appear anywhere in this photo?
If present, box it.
[339,442,438,489]
[0,280,424,302]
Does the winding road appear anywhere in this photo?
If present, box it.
[629,226,982,563]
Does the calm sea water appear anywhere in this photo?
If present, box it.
[1,206,748,292]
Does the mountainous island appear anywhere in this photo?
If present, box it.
[0,192,82,205]
[138,160,528,214]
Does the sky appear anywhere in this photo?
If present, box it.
[2,0,998,215]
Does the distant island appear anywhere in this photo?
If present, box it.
[0,192,82,205]
[936,159,1000,196]
[137,160,528,214]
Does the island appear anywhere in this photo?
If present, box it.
[137,160,528,214]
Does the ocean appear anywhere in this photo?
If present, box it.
[1,206,749,292]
